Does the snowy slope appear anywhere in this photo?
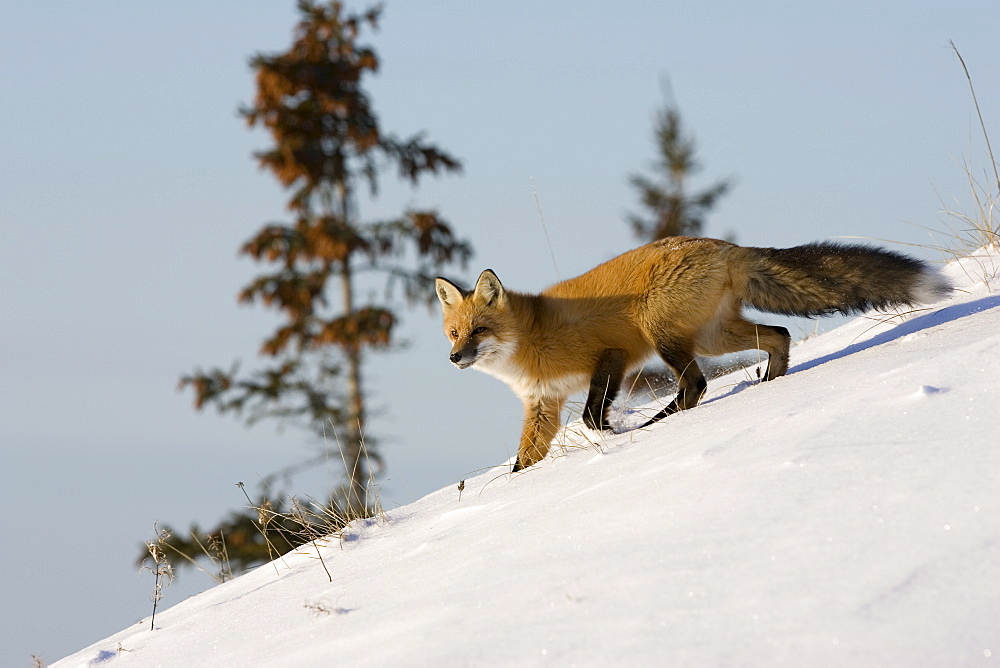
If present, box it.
[54,251,1000,667]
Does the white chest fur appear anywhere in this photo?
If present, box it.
[475,350,588,402]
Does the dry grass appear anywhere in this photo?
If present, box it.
[237,429,388,584]
[935,43,999,256]
[139,525,175,631]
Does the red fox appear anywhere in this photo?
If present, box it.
[435,237,951,471]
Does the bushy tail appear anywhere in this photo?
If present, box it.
[734,242,952,317]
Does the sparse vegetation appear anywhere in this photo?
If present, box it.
[936,43,999,255]
[139,525,175,631]
[894,42,1000,268]
[144,436,385,591]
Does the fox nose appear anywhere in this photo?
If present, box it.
[449,352,462,364]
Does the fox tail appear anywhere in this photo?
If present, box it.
[733,242,952,317]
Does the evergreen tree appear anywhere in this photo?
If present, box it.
[180,1,470,527]
[626,92,732,240]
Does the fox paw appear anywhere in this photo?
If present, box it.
[583,414,614,432]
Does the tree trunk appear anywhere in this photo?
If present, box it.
[340,254,367,516]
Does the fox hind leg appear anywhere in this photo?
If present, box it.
[705,318,791,381]
[638,342,707,428]
[583,348,627,432]
[757,324,791,380]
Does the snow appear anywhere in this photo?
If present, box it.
[54,250,1000,667]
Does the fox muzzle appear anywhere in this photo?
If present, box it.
[449,347,477,368]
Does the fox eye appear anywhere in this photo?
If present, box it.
[449,328,458,339]
[472,326,487,336]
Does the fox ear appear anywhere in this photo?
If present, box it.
[435,277,465,310]
[474,269,504,306]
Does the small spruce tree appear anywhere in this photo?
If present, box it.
[626,89,732,241]
[178,0,471,552]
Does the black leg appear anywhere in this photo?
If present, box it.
[638,344,706,428]
[636,375,707,428]
[583,348,627,431]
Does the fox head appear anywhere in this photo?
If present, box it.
[434,269,517,370]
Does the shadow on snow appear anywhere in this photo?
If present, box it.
[788,295,1000,375]
[694,295,1000,411]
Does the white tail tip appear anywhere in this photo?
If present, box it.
[913,266,953,304]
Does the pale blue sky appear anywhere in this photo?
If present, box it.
[2,1,998,663]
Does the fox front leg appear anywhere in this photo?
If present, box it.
[512,395,565,472]
[583,348,627,432]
